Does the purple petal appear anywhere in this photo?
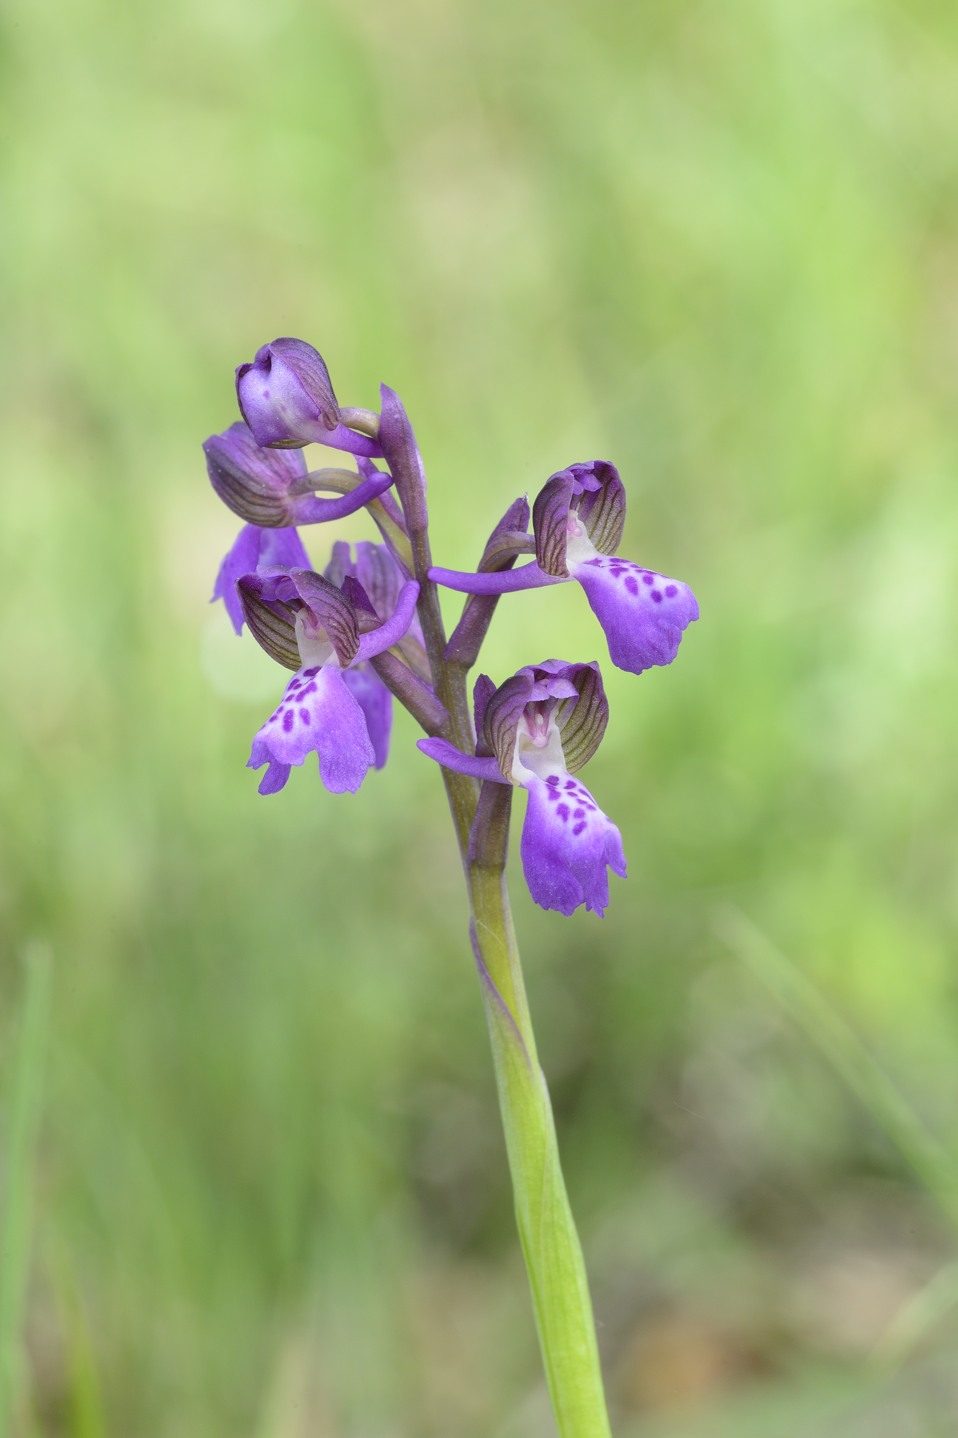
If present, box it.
[533,462,626,575]
[360,543,424,646]
[292,468,394,524]
[416,738,504,783]
[519,771,627,917]
[570,555,699,674]
[341,574,376,616]
[287,569,360,666]
[571,462,626,555]
[247,664,374,794]
[342,664,392,769]
[249,755,292,796]
[212,524,311,634]
[428,562,563,596]
[236,574,300,669]
[532,470,575,576]
[355,580,420,662]
[352,541,403,618]
[313,421,382,459]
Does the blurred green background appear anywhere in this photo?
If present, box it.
[2,0,958,1433]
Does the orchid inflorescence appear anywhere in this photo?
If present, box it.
[205,337,698,918]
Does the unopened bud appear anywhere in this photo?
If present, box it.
[236,337,340,448]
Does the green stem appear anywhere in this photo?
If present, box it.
[468,804,612,1437]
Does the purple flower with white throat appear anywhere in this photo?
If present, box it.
[418,661,626,917]
[320,539,426,770]
[428,461,698,675]
[212,522,312,635]
[240,566,419,795]
[535,463,699,672]
[236,338,381,458]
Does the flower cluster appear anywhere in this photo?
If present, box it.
[205,338,698,916]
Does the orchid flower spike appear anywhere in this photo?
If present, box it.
[419,661,626,917]
[429,461,698,675]
[236,338,381,458]
[239,566,419,795]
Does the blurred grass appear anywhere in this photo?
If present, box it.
[0,948,51,1436]
[2,0,958,1433]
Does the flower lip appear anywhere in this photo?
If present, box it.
[569,557,699,674]
[247,662,375,796]
[519,768,626,916]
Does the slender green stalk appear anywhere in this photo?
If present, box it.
[469,862,612,1438]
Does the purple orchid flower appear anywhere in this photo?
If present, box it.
[418,661,626,917]
[236,338,381,458]
[204,421,393,528]
[320,539,427,770]
[212,523,312,634]
[429,462,698,675]
[240,567,419,795]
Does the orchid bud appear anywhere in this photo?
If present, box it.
[236,338,340,448]
[204,421,309,525]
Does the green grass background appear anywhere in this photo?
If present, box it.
[2,0,958,1433]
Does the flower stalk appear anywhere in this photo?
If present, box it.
[470,863,612,1438]
[203,337,699,1434]
[465,778,610,1432]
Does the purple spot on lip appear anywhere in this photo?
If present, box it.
[282,709,295,732]
[572,821,587,836]
[547,788,560,801]
[546,775,560,786]
[573,808,585,819]
[302,667,319,678]
[565,779,576,789]
[665,584,678,598]
[556,803,570,822]
[651,589,663,602]
[299,707,311,724]
[625,575,639,595]
[641,572,654,586]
